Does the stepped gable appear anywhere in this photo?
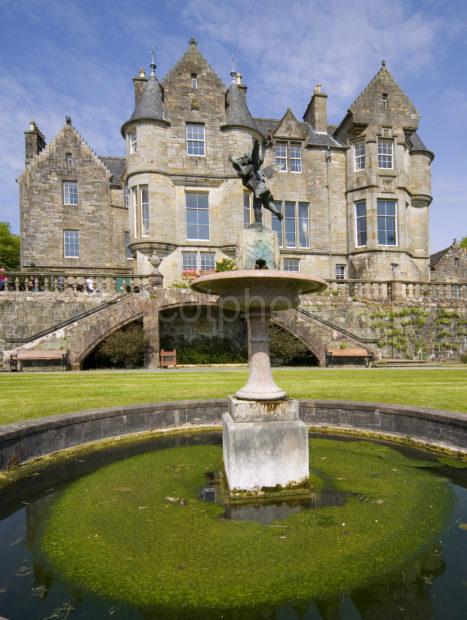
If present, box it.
[349,62,420,130]
[99,156,126,186]
[224,80,258,133]
[162,38,225,89]
[20,118,110,181]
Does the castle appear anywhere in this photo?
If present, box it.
[19,39,448,286]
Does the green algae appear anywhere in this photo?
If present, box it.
[34,439,453,617]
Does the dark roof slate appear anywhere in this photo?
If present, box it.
[253,117,344,148]
[409,132,429,152]
[225,83,257,132]
[124,76,168,131]
[99,156,126,184]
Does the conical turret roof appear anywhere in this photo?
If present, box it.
[121,73,169,135]
[224,81,258,133]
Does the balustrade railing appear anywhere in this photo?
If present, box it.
[1,272,465,303]
[1,272,149,295]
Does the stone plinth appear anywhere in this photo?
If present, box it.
[236,227,279,270]
[223,397,309,495]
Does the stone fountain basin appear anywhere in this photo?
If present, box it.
[191,270,327,310]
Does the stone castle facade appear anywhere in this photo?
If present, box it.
[19,39,440,286]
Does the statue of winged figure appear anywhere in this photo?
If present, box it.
[229,137,283,226]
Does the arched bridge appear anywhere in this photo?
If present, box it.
[9,289,377,369]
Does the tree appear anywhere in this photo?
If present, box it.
[0,222,20,270]
[97,323,147,368]
[460,237,467,249]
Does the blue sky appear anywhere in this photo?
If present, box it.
[0,0,466,252]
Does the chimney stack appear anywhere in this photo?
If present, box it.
[24,121,46,166]
[303,84,328,133]
[133,68,147,104]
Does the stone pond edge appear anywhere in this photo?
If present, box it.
[0,398,466,471]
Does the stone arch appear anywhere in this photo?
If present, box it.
[272,310,327,366]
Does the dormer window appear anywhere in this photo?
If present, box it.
[378,139,393,169]
[65,153,73,168]
[191,73,198,89]
[186,123,205,156]
[382,93,388,109]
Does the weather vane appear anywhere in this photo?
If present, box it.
[149,45,157,76]
[230,53,237,81]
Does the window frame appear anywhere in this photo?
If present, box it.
[191,73,198,89]
[354,140,365,171]
[283,257,300,272]
[140,185,150,237]
[186,123,205,157]
[275,142,288,172]
[243,192,251,228]
[335,264,346,280]
[63,229,80,258]
[124,231,132,260]
[63,180,78,206]
[185,191,210,241]
[354,200,367,248]
[289,143,302,173]
[200,252,215,274]
[378,138,393,169]
[377,199,398,246]
[128,130,137,154]
[273,201,310,249]
[182,251,198,273]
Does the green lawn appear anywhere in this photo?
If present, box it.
[0,367,466,426]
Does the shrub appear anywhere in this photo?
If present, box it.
[215,258,236,272]
[160,335,246,365]
[95,323,147,369]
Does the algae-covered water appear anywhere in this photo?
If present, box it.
[0,432,466,619]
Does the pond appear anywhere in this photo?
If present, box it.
[0,432,465,619]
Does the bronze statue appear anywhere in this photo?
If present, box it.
[229,138,283,226]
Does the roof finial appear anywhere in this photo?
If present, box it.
[382,59,386,67]
[230,53,237,83]
[149,45,156,78]
[65,115,72,126]
[189,37,197,47]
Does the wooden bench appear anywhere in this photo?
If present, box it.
[160,349,177,368]
[325,347,373,367]
[10,349,70,372]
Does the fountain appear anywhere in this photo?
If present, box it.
[191,137,326,496]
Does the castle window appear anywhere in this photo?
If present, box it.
[243,192,251,228]
[191,73,198,89]
[63,181,78,206]
[272,202,283,246]
[378,139,393,169]
[186,192,209,240]
[454,257,459,268]
[453,284,461,299]
[285,201,296,248]
[128,130,137,154]
[124,185,129,208]
[275,143,287,171]
[290,144,302,173]
[64,230,79,258]
[382,93,388,108]
[283,258,300,272]
[182,251,198,273]
[355,200,367,247]
[141,186,149,237]
[298,203,310,248]
[273,201,309,249]
[377,199,397,246]
[336,264,346,280]
[65,153,73,168]
[186,123,205,156]
[354,141,365,171]
[124,231,132,259]
[131,187,139,236]
[200,252,215,273]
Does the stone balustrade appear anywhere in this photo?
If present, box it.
[324,279,465,302]
[1,272,149,295]
[1,272,465,302]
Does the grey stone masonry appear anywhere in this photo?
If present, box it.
[18,42,445,287]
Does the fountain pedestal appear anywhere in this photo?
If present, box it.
[223,397,309,495]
